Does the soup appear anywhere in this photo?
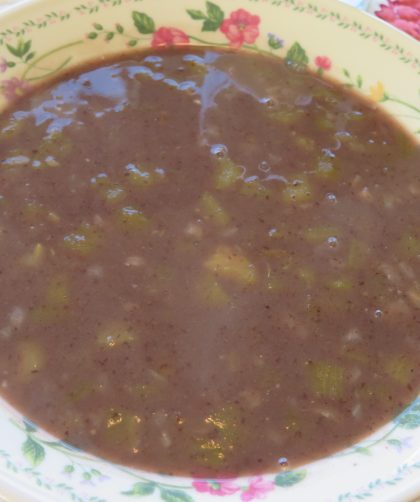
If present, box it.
[0,47,419,477]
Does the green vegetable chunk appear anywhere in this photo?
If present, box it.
[385,356,415,385]
[282,176,312,204]
[105,409,143,449]
[18,341,45,382]
[199,192,230,227]
[308,361,345,398]
[214,158,242,190]
[205,246,257,286]
[240,177,270,199]
[117,207,149,231]
[63,223,101,255]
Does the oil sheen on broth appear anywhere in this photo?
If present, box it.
[0,48,419,478]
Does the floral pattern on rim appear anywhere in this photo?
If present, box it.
[152,27,190,48]
[0,76,30,101]
[220,9,261,48]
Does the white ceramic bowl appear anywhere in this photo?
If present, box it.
[0,1,419,501]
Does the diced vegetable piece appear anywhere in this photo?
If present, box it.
[270,108,303,125]
[197,273,230,306]
[63,223,101,255]
[304,226,339,243]
[295,135,315,152]
[102,185,126,204]
[117,207,149,231]
[105,409,142,448]
[97,321,137,348]
[37,131,72,158]
[125,163,166,188]
[18,341,45,381]
[399,233,420,258]
[31,275,70,324]
[20,243,45,267]
[205,246,257,286]
[46,275,70,306]
[282,176,312,204]
[314,114,334,131]
[240,177,270,199]
[385,356,415,385]
[194,406,241,468]
[316,156,340,179]
[348,239,369,268]
[214,158,242,190]
[308,361,345,398]
[199,192,230,227]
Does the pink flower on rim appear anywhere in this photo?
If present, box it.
[151,27,190,48]
[192,479,241,496]
[0,58,7,74]
[0,77,30,102]
[220,9,261,48]
[375,0,420,40]
[314,56,332,70]
[241,477,275,502]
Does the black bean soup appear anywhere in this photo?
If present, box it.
[0,47,419,477]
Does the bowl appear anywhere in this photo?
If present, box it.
[0,0,419,501]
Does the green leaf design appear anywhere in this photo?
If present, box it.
[93,23,103,30]
[116,23,124,34]
[23,418,37,433]
[186,9,207,20]
[63,464,75,474]
[275,470,306,487]
[122,481,155,496]
[25,51,36,62]
[22,436,45,467]
[105,32,115,41]
[132,11,155,35]
[286,42,309,69]
[268,33,284,50]
[87,32,98,39]
[21,40,31,56]
[354,446,371,455]
[6,43,22,58]
[356,75,363,88]
[396,399,420,429]
[6,61,16,68]
[204,1,224,31]
[160,489,193,502]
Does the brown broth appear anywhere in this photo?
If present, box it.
[0,47,419,477]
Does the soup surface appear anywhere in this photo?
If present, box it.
[0,47,419,477]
